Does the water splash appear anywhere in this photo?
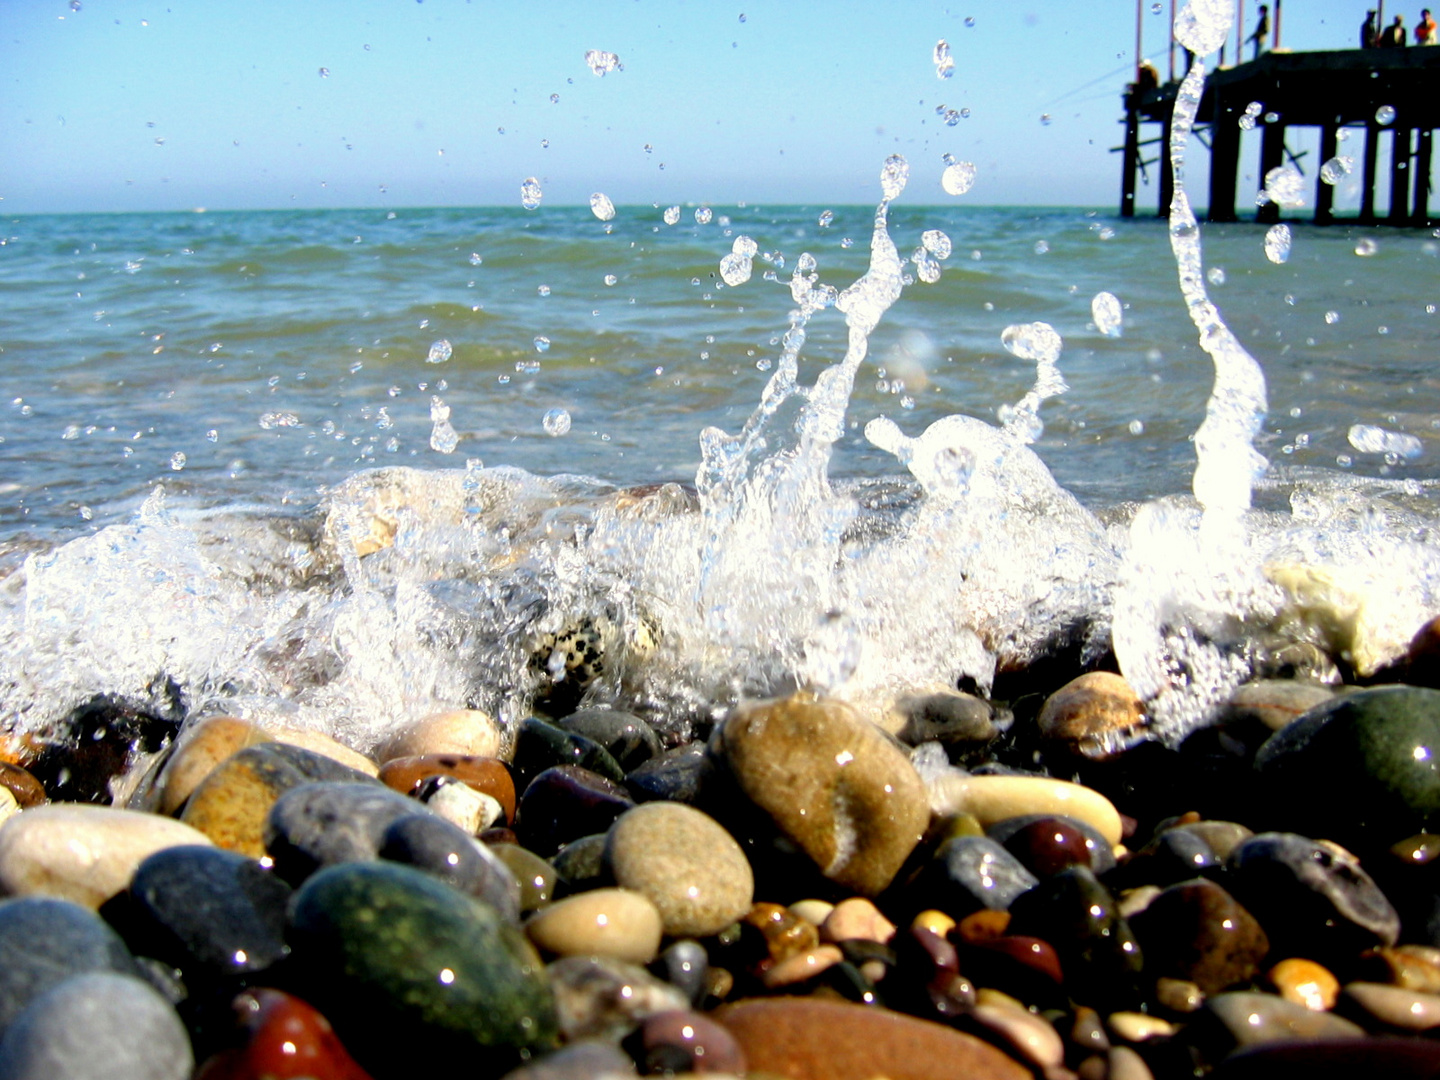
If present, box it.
[1091,292,1123,337]
[589,193,616,221]
[520,178,543,210]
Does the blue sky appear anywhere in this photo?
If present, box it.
[2,0,1374,213]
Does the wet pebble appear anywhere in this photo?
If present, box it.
[886,689,998,749]
[1341,980,1440,1030]
[377,812,521,920]
[499,1039,638,1080]
[624,740,708,805]
[0,897,137,1035]
[377,708,503,762]
[524,888,663,964]
[989,812,1115,876]
[930,773,1123,846]
[1268,957,1340,1010]
[489,843,557,914]
[378,753,515,823]
[631,1008,747,1075]
[263,780,430,884]
[1129,878,1269,995]
[909,835,1038,915]
[192,988,372,1080]
[969,999,1065,1069]
[1225,679,1335,732]
[547,954,689,1043]
[1195,990,1365,1057]
[556,708,662,772]
[512,718,625,789]
[1036,671,1146,757]
[517,766,634,857]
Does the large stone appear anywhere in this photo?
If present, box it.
[0,971,192,1080]
[1036,672,1146,758]
[556,708,661,772]
[713,997,1030,1080]
[0,804,212,909]
[1253,684,1440,845]
[287,861,556,1076]
[604,802,753,937]
[929,773,1124,847]
[263,781,432,885]
[190,987,373,1080]
[711,693,930,896]
[1130,878,1269,995]
[378,754,516,823]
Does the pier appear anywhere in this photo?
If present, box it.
[1119,46,1440,225]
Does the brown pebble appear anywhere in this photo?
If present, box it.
[1268,958,1340,1011]
[377,754,515,822]
[956,909,1011,942]
[760,944,844,989]
[0,762,45,808]
[742,902,820,965]
[913,909,956,938]
[1070,1006,1110,1055]
[820,897,896,945]
[1356,946,1440,994]
[378,709,503,762]
[1155,977,1206,1014]
[1036,672,1146,758]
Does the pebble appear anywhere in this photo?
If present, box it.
[789,898,835,927]
[490,843,557,913]
[885,690,998,748]
[193,988,373,1080]
[604,802,753,937]
[1166,819,1253,861]
[1341,981,1440,1030]
[524,888,664,964]
[1036,671,1146,757]
[970,1000,1065,1069]
[556,708,662,772]
[125,844,291,980]
[1253,684,1440,845]
[1227,832,1400,964]
[547,954,689,1044]
[989,813,1116,877]
[1106,1011,1177,1042]
[414,775,503,833]
[552,833,610,895]
[376,813,521,920]
[378,753,515,822]
[760,943,844,988]
[820,897,896,944]
[1355,944,1440,992]
[0,897,138,1035]
[287,861,556,1076]
[634,1009,747,1075]
[499,1040,639,1080]
[1225,679,1335,732]
[517,766,634,857]
[911,835,1039,914]
[1196,990,1365,1056]
[1129,878,1269,995]
[0,764,44,811]
[1208,1037,1440,1079]
[1268,957,1340,1010]
[1154,976,1206,1013]
[713,997,1031,1080]
[929,773,1124,846]
[512,718,626,789]
[711,693,930,897]
[180,742,378,857]
[263,781,432,884]
[376,708,503,762]
[656,939,710,1008]
[1108,1045,1155,1080]
[623,741,707,805]
[0,971,192,1080]
[0,804,213,909]
[1405,615,1440,689]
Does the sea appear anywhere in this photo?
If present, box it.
[2,188,1439,758]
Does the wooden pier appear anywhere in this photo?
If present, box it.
[1119,47,1440,225]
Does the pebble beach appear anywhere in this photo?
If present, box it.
[1,621,1440,1080]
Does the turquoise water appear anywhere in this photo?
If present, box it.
[3,204,1437,543]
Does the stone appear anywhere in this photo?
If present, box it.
[1407,616,1440,689]
[1154,976,1206,1013]
[1253,684,1440,845]
[1194,991,1365,1057]
[377,814,521,921]
[969,1000,1065,1069]
[552,833,611,896]
[929,773,1124,846]
[1008,865,1144,1011]
[910,836,1039,915]
[524,888,664,964]
[0,804,213,909]
[1227,832,1400,964]
[377,709,503,762]
[1108,1046,1155,1080]
[0,897,137,1036]
[1130,878,1268,995]
[760,943,845,988]
[1341,981,1440,1030]
[192,988,373,1080]
[413,776,503,834]
[0,971,192,1080]
[1263,561,1414,677]
[0,764,44,811]
[1225,679,1335,732]
[1071,1006,1110,1055]
[1166,819,1253,861]
[180,742,378,858]
[713,997,1031,1080]
[604,802,753,938]
[885,690,998,748]
[790,898,836,927]
[1355,945,1440,993]
[1037,671,1146,757]
[885,926,975,1022]
[512,718,625,789]
[287,861,557,1076]
[711,693,930,896]
[655,939,710,1008]
[820,897,896,945]
[125,844,291,981]
[1106,1011,1177,1042]
[547,954,689,1044]
[516,766,634,857]
[632,1009,747,1075]
[263,781,433,885]
[0,791,18,830]
[1208,1037,1440,1080]
[954,932,1065,1006]
[1118,828,1221,888]
[1268,958,1340,1010]
[989,813,1116,877]
[489,844,557,914]
[624,741,708,805]
[741,901,821,968]
[556,708,662,772]
[378,753,515,823]
[499,1040,638,1080]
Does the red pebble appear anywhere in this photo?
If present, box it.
[195,989,374,1080]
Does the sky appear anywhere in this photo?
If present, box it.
[1,0,1379,213]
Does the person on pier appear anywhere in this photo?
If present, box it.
[1362,9,1379,45]
[1247,4,1270,58]
[1380,13,1409,45]
[1418,8,1438,43]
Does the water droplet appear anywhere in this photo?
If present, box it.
[1033,240,1050,255]
[78,506,92,521]
[604,274,617,286]
[1263,223,1292,264]
[533,335,551,353]
[880,154,909,200]
[1092,291,1123,336]
[1259,164,1305,209]
[426,339,452,363]
[719,252,753,286]
[933,39,955,79]
[205,429,218,442]
[550,93,560,104]
[1355,237,1378,257]
[542,407,572,436]
[732,235,758,258]
[1129,419,1146,434]
[1349,423,1422,459]
[69,0,81,9]
[537,285,551,297]
[695,207,713,225]
[1239,101,1263,130]
[589,192,616,221]
[817,209,834,228]
[1320,155,1354,185]
[840,237,854,249]
[469,252,483,266]
[540,138,549,149]
[921,229,952,259]
[912,247,942,283]
[1174,0,1234,56]
[318,67,330,78]
[1151,2,1162,11]
[1002,321,1063,363]
[1207,265,1227,285]
[801,609,861,693]
[169,451,186,471]
[258,412,299,430]
[1040,113,1053,125]
[584,49,622,76]
[429,396,458,454]
[964,16,975,26]
[1376,104,1397,126]
[520,177,542,210]
[942,161,976,195]
[663,205,681,225]
[1324,310,1340,324]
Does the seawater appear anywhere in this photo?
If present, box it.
[2,191,1439,753]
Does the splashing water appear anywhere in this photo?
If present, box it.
[1320,156,1354,185]
[1349,424,1423,460]
[1091,291,1123,337]
[1263,224,1292,265]
[585,49,622,76]
[542,408,572,437]
[426,339,453,364]
[941,161,977,196]
[589,193,616,222]
[933,40,955,79]
[429,397,458,454]
[520,178,543,210]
